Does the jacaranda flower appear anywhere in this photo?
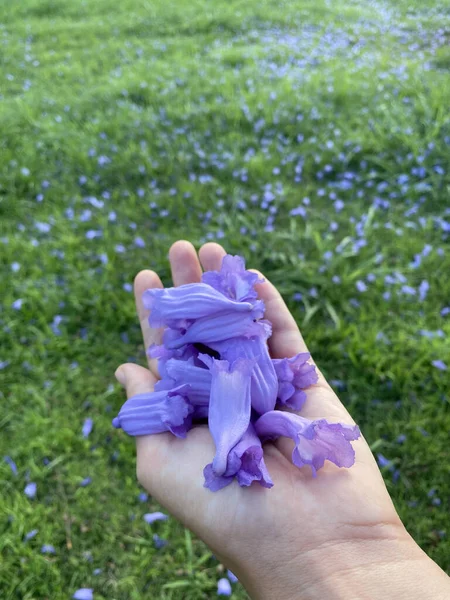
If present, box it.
[211,322,277,414]
[73,589,93,600]
[204,424,273,491]
[164,311,263,350]
[255,411,360,476]
[112,386,193,437]
[143,283,262,328]
[200,355,254,476]
[202,254,263,302]
[272,353,318,410]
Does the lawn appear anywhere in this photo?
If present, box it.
[0,0,449,597]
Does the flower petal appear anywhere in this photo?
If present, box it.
[113,386,193,437]
[73,589,94,600]
[202,254,263,302]
[143,512,168,524]
[212,328,277,414]
[163,357,211,405]
[255,411,360,476]
[200,356,254,475]
[165,311,263,350]
[204,424,273,491]
[143,283,256,328]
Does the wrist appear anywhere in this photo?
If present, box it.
[240,525,450,600]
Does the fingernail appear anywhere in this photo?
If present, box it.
[115,366,127,386]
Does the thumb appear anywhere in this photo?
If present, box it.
[115,363,158,398]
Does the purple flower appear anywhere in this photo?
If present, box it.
[356,280,367,292]
[418,280,429,301]
[112,386,193,437]
[200,356,254,476]
[255,411,360,476]
[432,360,447,371]
[401,285,416,296]
[217,578,232,596]
[272,353,318,410]
[204,424,273,491]
[377,453,392,469]
[80,477,92,487]
[3,456,17,475]
[41,544,56,554]
[134,236,146,248]
[138,492,148,502]
[24,529,38,541]
[164,312,264,350]
[159,357,211,405]
[144,512,168,524]
[93,569,102,575]
[227,570,238,583]
[211,324,277,414]
[12,299,24,310]
[82,418,93,438]
[144,283,262,328]
[290,206,307,217]
[441,307,450,316]
[73,589,94,600]
[24,482,37,498]
[202,254,263,302]
[153,533,168,549]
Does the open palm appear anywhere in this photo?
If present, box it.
[116,241,409,598]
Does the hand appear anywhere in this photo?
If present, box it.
[115,241,450,600]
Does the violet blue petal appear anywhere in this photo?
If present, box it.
[113,386,193,437]
[272,353,318,409]
[255,411,360,476]
[143,283,258,328]
[200,356,254,476]
[165,312,264,350]
[24,482,37,498]
[432,360,447,371]
[3,456,18,475]
[153,533,168,549]
[73,589,94,600]
[82,418,93,438]
[204,424,273,491]
[217,578,232,596]
[202,254,263,302]
[24,529,38,541]
[163,357,211,405]
[211,327,277,414]
[144,512,168,524]
[41,544,56,554]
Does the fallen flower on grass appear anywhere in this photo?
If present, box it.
[144,512,169,524]
[24,482,37,499]
[73,589,93,600]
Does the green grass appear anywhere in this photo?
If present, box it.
[1,0,449,597]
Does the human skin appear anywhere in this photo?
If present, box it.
[115,240,450,600]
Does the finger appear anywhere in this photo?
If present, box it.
[134,270,164,377]
[169,240,202,286]
[115,362,158,396]
[198,242,227,271]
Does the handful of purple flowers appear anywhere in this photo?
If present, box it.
[113,255,360,491]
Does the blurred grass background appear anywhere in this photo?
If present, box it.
[0,0,449,598]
